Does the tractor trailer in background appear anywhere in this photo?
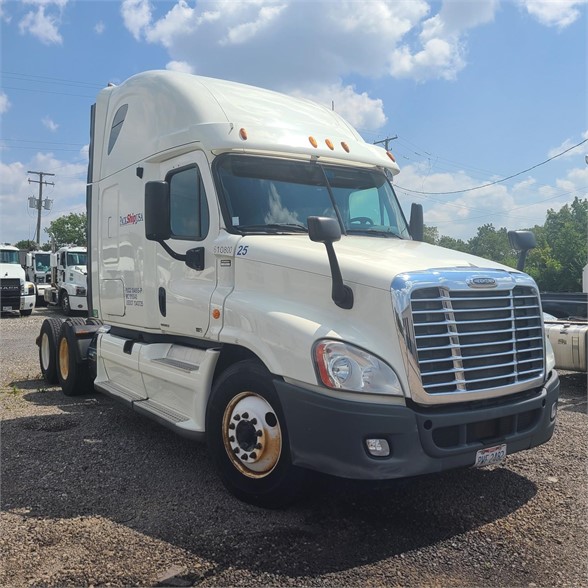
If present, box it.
[43,246,88,315]
[0,244,35,316]
[20,250,52,305]
[38,71,559,507]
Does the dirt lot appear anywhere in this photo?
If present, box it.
[1,308,586,587]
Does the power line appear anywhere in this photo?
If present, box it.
[395,138,588,196]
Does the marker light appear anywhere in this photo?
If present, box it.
[212,309,221,319]
[325,139,334,150]
[239,128,248,140]
[309,136,318,148]
[341,142,350,153]
[386,151,396,162]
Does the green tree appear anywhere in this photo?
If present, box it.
[423,225,439,245]
[466,224,517,267]
[526,197,587,292]
[14,239,39,251]
[45,213,87,247]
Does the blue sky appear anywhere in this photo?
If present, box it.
[1,0,587,246]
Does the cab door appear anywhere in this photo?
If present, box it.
[155,151,218,339]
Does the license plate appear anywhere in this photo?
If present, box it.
[474,444,507,467]
[2,306,12,311]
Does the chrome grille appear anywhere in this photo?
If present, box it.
[0,278,20,309]
[411,285,544,395]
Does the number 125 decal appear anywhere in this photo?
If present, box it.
[236,245,249,256]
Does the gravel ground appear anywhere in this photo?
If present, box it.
[1,308,586,587]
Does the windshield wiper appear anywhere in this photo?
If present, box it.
[236,223,308,233]
[346,228,401,238]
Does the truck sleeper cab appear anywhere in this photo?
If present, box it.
[38,71,559,507]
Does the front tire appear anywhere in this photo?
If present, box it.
[60,291,72,316]
[206,360,308,508]
[56,322,89,396]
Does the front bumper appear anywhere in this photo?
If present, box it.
[275,369,559,480]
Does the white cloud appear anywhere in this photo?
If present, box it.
[394,158,588,239]
[548,131,588,159]
[391,0,498,81]
[519,0,587,30]
[94,20,105,34]
[18,0,68,45]
[0,91,10,115]
[119,1,501,130]
[292,83,387,132]
[121,0,152,41]
[42,116,59,132]
[166,60,194,74]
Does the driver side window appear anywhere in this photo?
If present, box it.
[348,188,390,225]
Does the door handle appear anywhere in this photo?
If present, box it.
[158,287,166,317]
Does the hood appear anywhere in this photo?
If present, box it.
[70,265,87,275]
[0,264,25,281]
[239,235,521,290]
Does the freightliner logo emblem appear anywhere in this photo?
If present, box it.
[467,277,497,288]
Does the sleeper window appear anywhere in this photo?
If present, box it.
[168,166,210,240]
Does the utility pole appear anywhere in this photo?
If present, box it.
[27,171,55,245]
[374,135,398,151]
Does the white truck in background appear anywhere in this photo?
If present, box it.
[38,71,559,507]
[0,244,35,316]
[43,246,88,315]
[20,250,52,305]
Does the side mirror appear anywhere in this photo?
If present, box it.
[508,230,536,271]
[409,203,424,242]
[307,216,353,310]
[26,253,32,266]
[50,253,58,268]
[145,181,171,241]
[508,230,536,252]
[308,216,342,243]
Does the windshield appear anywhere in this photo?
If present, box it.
[0,250,19,264]
[66,252,87,266]
[214,154,410,238]
[35,254,50,272]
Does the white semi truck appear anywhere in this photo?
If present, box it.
[43,246,88,315]
[1,244,36,316]
[38,71,559,507]
[20,250,52,305]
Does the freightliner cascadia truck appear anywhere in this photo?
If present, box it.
[37,71,559,507]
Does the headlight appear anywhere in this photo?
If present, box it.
[314,340,403,396]
[28,284,35,295]
[75,287,86,296]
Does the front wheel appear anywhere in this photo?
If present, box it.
[60,291,71,316]
[206,360,308,508]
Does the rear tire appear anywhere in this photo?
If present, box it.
[57,322,89,396]
[206,360,308,508]
[39,318,63,384]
